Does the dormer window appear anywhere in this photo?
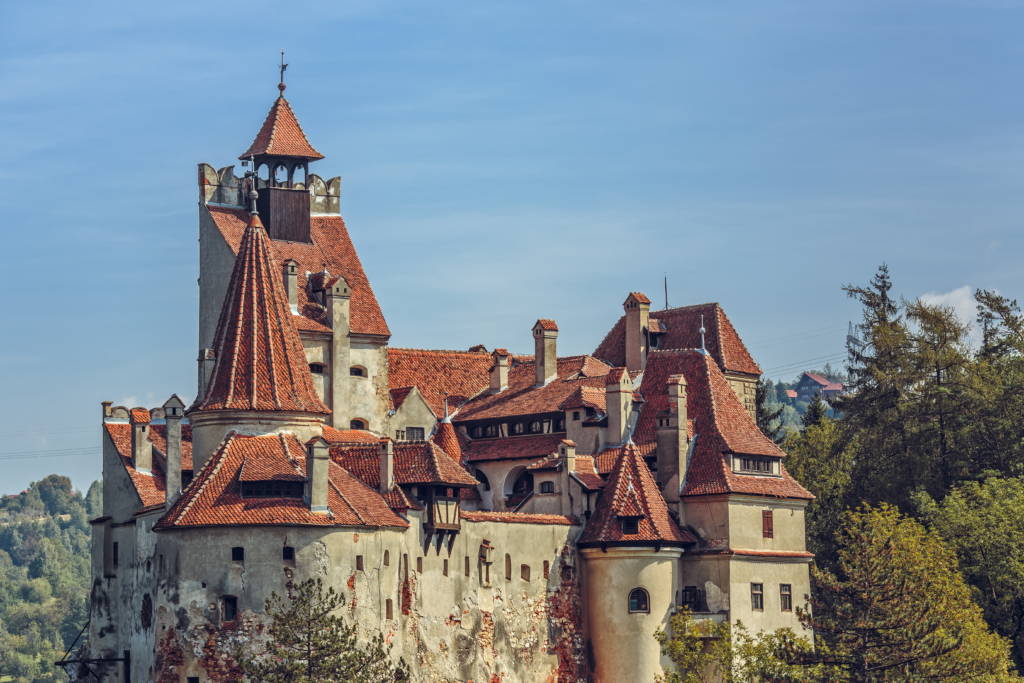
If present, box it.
[484,424,498,438]
[471,426,483,438]
[554,418,565,432]
[529,420,542,434]
[735,455,777,475]
[512,422,525,435]
[620,517,640,535]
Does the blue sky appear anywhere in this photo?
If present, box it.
[1,0,1021,494]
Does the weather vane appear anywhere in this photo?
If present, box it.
[278,50,288,94]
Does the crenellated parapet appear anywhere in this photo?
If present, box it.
[197,163,341,215]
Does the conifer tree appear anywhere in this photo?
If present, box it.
[755,377,785,443]
[801,396,828,429]
[237,577,408,683]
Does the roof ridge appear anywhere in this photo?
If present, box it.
[170,431,236,525]
[327,463,365,525]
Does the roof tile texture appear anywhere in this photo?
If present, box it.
[193,214,329,415]
[240,96,324,160]
[387,348,493,417]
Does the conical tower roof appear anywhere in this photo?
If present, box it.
[580,443,693,547]
[240,96,324,161]
[192,212,330,415]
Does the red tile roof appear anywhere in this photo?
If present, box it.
[207,207,390,338]
[572,455,606,490]
[455,355,612,421]
[534,319,559,331]
[558,386,606,412]
[594,442,656,474]
[463,433,565,463]
[593,303,761,376]
[461,511,577,526]
[130,408,151,424]
[432,420,463,462]
[192,213,329,415]
[330,441,478,487]
[580,444,694,547]
[240,96,324,160]
[626,292,652,305]
[156,433,407,530]
[321,426,378,444]
[387,348,493,417]
[105,423,196,508]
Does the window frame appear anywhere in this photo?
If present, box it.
[751,583,764,611]
[762,510,774,539]
[628,587,650,614]
[780,583,793,612]
[539,481,555,494]
[231,546,244,562]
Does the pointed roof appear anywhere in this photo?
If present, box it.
[432,420,463,463]
[192,213,329,415]
[240,96,324,161]
[579,443,695,547]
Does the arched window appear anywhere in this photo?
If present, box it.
[349,366,367,377]
[383,550,390,566]
[257,163,270,182]
[274,164,288,186]
[292,164,307,187]
[628,588,650,614]
[474,469,491,491]
[350,418,367,430]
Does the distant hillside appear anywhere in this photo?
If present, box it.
[0,475,100,682]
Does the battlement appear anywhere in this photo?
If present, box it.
[197,163,341,215]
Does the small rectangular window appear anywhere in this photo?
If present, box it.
[762,510,774,539]
[231,546,244,562]
[386,598,394,620]
[283,546,295,561]
[113,541,119,568]
[751,583,764,611]
[416,557,423,573]
[780,584,793,612]
[521,564,531,581]
[465,556,471,577]
[356,555,364,571]
[543,560,550,579]
[443,559,449,577]
[222,595,238,622]
[620,517,639,535]
[187,678,200,683]
[406,427,425,440]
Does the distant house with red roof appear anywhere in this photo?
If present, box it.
[86,77,813,683]
[794,372,846,402]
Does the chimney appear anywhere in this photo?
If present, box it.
[489,349,510,393]
[656,374,689,492]
[283,259,299,313]
[623,292,651,373]
[379,438,395,493]
[305,437,330,514]
[327,275,351,429]
[197,348,216,398]
[162,395,186,509]
[101,401,113,420]
[605,368,633,445]
[532,319,558,386]
[130,408,152,474]
[559,439,577,473]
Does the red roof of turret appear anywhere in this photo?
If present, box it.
[579,443,695,547]
[240,96,324,160]
[192,213,329,415]
[432,420,463,462]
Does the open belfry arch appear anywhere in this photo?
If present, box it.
[85,65,812,682]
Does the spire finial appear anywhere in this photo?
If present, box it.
[278,50,288,95]
[699,313,707,353]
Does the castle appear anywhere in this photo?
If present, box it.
[85,76,813,682]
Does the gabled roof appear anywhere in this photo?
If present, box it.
[105,423,194,508]
[579,444,694,547]
[330,441,478,487]
[156,433,407,530]
[207,207,390,337]
[387,348,493,417]
[628,349,811,500]
[593,303,761,376]
[455,355,612,421]
[240,96,324,160]
[558,386,606,412]
[192,213,329,415]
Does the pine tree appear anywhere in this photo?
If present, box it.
[755,377,785,443]
[802,396,828,429]
[237,577,408,683]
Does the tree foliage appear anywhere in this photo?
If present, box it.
[0,475,96,682]
[237,577,408,683]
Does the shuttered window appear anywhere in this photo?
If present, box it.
[762,510,774,539]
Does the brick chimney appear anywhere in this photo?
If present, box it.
[624,292,651,373]
[532,319,558,387]
[283,259,299,313]
[162,394,186,509]
[305,437,330,514]
[379,438,395,494]
[656,374,689,493]
[489,349,510,393]
[130,408,152,474]
[605,368,633,445]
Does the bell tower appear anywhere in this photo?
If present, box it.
[239,52,324,242]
